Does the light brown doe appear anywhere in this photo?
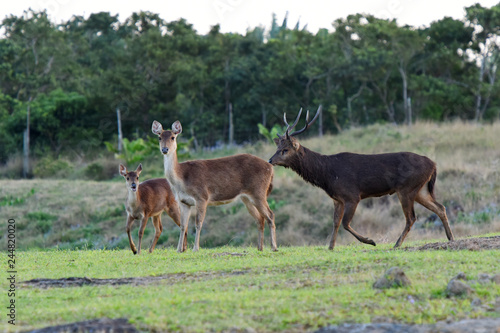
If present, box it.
[152,120,277,252]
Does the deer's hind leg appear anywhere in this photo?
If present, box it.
[242,197,266,251]
[149,215,162,253]
[415,185,455,241]
[252,197,277,252]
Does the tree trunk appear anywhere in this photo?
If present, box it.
[228,103,234,146]
[116,108,123,154]
[398,63,410,126]
[347,83,366,124]
[23,96,32,178]
[318,108,323,137]
[407,97,412,126]
[474,55,486,122]
[479,57,497,119]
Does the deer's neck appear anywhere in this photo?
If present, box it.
[163,151,180,184]
[290,146,331,191]
[127,188,140,207]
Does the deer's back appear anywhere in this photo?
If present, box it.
[178,154,273,202]
[138,178,176,213]
[331,152,436,198]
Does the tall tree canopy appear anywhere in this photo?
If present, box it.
[1,5,499,163]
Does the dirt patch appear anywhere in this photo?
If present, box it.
[405,236,500,251]
[25,318,138,333]
[22,270,250,289]
[315,318,500,333]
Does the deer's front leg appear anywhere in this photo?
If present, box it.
[137,214,148,255]
[329,200,344,250]
[193,201,208,252]
[126,215,137,254]
[177,203,191,253]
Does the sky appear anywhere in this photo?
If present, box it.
[1,0,499,34]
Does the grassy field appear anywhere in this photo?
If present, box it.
[1,121,499,332]
[2,240,499,332]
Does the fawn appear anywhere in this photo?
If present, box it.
[120,163,187,254]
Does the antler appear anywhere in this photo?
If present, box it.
[289,105,322,137]
[282,108,302,138]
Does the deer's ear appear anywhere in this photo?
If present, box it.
[292,140,300,151]
[119,164,127,177]
[152,120,163,135]
[273,138,280,146]
[136,163,143,175]
[172,121,182,135]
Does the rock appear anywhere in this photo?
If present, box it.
[470,297,482,307]
[446,279,472,297]
[373,267,411,289]
[476,273,491,284]
[454,272,467,280]
[491,274,500,285]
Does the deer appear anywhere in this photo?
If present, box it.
[152,120,277,252]
[119,163,187,254]
[268,106,455,249]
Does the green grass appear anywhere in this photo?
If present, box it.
[2,240,499,332]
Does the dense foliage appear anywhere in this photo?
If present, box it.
[1,4,499,163]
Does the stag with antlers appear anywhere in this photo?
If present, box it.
[268,106,455,249]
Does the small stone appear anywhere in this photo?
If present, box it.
[477,273,491,284]
[471,298,482,307]
[491,274,500,285]
[446,279,472,297]
[373,267,411,289]
[454,272,467,280]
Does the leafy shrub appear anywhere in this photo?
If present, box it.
[33,158,73,178]
[0,188,35,206]
[27,211,57,234]
[258,123,286,143]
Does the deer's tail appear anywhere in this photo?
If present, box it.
[428,168,437,200]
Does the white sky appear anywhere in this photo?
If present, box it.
[1,0,499,34]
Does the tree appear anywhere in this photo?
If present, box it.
[465,3,500,121]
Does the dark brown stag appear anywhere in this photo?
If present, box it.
[268,106,455,249]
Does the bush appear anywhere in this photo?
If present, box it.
[33,158,73,178]
[84,159,118,181]
[27,211,57,234]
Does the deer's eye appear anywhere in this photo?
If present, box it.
[281,149,288,155]
[171,137,175,141]
[158,137,161,141]
[127,177,129,180]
